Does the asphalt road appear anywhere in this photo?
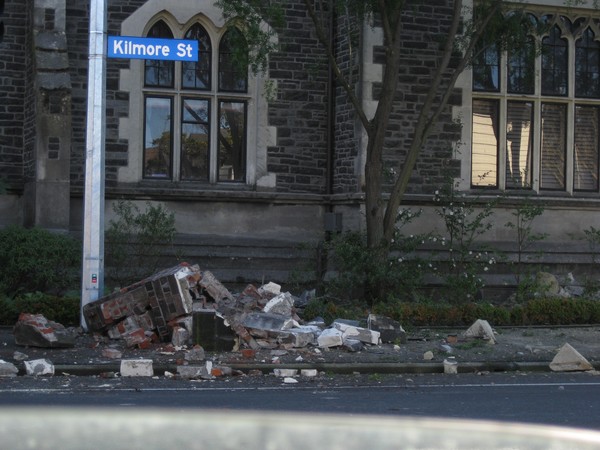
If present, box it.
[1,372,599,429]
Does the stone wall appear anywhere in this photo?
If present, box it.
[0,0,29,191]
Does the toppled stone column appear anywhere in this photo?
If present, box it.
[83,263,200,341]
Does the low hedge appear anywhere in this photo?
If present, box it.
[2,293,600,329]
[0,293,80,327]
[305,296,600,327]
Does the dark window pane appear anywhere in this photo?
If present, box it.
[145,21,174,88]
[471,99,498,187]
[506,102,533,188]
[473,44,499,91]
[218,101,246,182]
[181,99,210,181]
[574,105,600,191]
[576,28,600,98]
[144,97,172,179]
[542,26,568,96]
[540,103,566,190]
[508,37,535,94]
[219,28,248,92]
[182,24,212,90]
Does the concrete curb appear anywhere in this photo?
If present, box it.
[35,360,576,377]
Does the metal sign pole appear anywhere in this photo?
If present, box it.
[81,0,107,329]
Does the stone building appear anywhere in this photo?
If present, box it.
[1,0,599,289]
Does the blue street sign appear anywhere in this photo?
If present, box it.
[108,36,198,61]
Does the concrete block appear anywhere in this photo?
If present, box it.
[550,343,594,372]
[368,314,406,344]
[192,310,236,351]
[276,325,320,348]
[301,369,318,377]
[171,326,190,347]
[443,358,458,374]
[463,319,497,343]
[13,313,75,348]
[24,359,55,376]
[177,364,211,380]
[242,312,295,331]
[120,359,154,377]
[0,359,19,377]
[273,368,298,377]
[262,292,294,317]
[317,328,343,348]
[333,322,380,345]
[258,282,281,297]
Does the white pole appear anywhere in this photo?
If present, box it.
[81,0,107,329]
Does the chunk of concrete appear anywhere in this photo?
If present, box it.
[550,343,594,372]
[463,319,497,343]
[199,270,234,302]
[258,282,281,297]
[276,325,320,348]
[171,326,190,347]
[184,345,206,362]
[317,328,343,348]
[0,359,19,377]
[24,359,54,376]
[423,351,434,361]
[262,292,294,317]
[242,312,295,331]
[273,368,298,377]
[443,358,458,374]
[333,321,381,345]
[367,314,406,344]
[120,359,154,377]
[177,364,211,380]
[13,313,75,348]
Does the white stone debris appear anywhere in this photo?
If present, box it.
[120,359,154,377]
[443,358,458,374]
[273,368,298,377]
[317,328,344,348]
[550,343,594,372]
[332,321,381,345]
[463,319,497,344]
[24,358,55,376]
[0,359,19,377]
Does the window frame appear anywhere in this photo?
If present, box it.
[470,13,600,194]
[141,19,250,184]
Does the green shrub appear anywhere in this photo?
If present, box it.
[0,225,81,297]
[105,200,177,287]
[0,292,80,326]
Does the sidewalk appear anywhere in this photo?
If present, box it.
[2,325,599,377]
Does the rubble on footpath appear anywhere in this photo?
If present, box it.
[7,264,598,379]
[81,263,398,354]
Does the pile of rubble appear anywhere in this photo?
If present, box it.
[80,263,404,353]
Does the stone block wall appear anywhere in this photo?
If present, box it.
[0,0,30,191]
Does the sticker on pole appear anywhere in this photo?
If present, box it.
[91,274,97,284]
[108,36,198,61]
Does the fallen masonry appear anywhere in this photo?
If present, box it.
[81,263,394,354]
